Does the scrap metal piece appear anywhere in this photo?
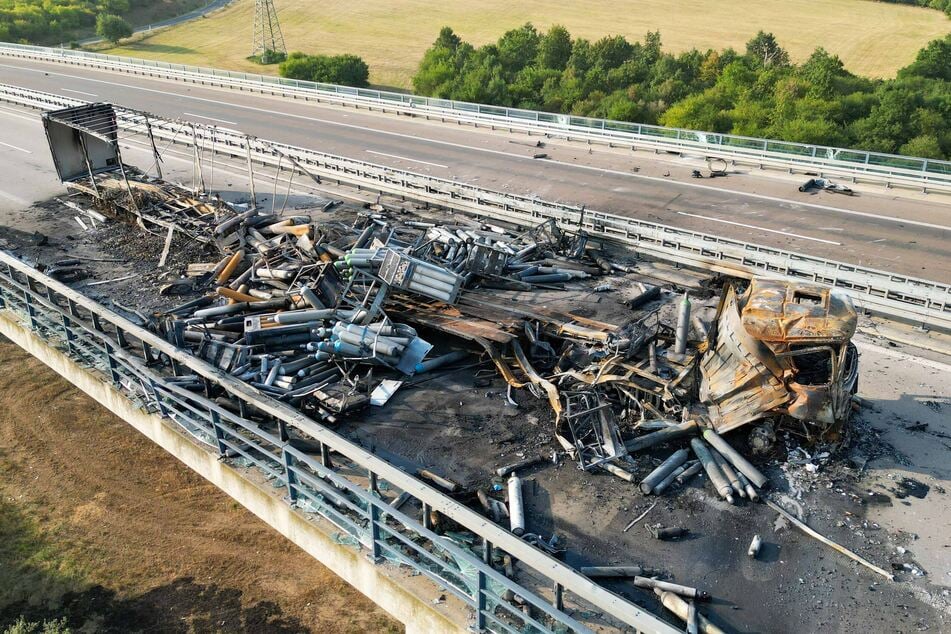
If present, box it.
[765,498,893,581]
[690,438,734,504]
[640,449,689,495]
[702,428,768,489]
[633,577,710,601]
[748,535,762,559]
[654,590,727,634]
[648,525,686,540]
[508,475,525,536]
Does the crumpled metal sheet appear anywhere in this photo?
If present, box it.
[700,280,859,435]
[700,285,790,433]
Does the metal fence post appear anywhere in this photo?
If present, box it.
[211,410,227,456]
[104,343,121,386]
[283,450,298,503]
[61,313,75,356]
[22,286,38,330]
[149,378,168,417]
[475,569,487,631]
[368,470,382,561]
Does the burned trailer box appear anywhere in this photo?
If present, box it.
[42,103,121,182]
[700,279,858,438]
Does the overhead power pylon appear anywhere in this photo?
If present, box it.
[251,0,286,64]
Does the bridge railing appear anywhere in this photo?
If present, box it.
[1,42,950,193]
[0,249,681,634]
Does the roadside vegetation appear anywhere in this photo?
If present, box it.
[881,0,951,16]
[413,25,951,159]
[100,0,949,85]
[279,51,370,86]
[0,0,204,45]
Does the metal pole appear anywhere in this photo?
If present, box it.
[144,115,163,180]
[191,123,205,193]
[246,137,257,210]
[76,134,101,198]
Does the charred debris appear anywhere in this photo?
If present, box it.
[37,103,874,624]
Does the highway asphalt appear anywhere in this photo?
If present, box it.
[0,56,949,282]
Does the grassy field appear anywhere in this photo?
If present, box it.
[0,341,399,633]
[100,0,950,88]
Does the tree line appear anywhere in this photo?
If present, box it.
[412,25,951,159]
[880,0,951,17]
[0,0,196,45]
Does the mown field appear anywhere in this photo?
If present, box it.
[100,0,950,88]
[0,341,400,633]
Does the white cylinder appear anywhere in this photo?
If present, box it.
[508,475,525,536]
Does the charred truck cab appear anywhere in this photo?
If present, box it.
[700,279,859,441]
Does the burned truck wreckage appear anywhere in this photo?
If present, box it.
[26,103,883,630]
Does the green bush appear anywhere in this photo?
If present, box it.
[278,52,370,87]
[95,13,131,43]
[411,25,951,159]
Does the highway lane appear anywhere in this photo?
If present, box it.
[1,57,949,281]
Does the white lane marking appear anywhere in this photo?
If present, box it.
[183,112,237,125]
[3,61,949,232]
[0,106,42,124]
[871,238,887,243]
[62,88,98,97]
[677,211,842,245]
[0,140,31,153]
[855,340,951,373]
[366,150,447,168]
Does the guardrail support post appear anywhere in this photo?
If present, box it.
[320,441,332,468]
[367,470,382,561]
[61,312,75,356]
[475,569,487,631]
[211,410,226,455]
[22,286,38,330]
[554,581,564,612]
[283,450,298,503]
[104,343,121,386]
[422,502,433,531]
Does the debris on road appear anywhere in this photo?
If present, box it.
[799,178,855,196]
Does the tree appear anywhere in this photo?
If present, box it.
[328,54,369,86]
[413,27,465,96]
[799,48,846,98]
[900,134,944,158]
[590,35,634,70]
[537,25,572,70]
[745,31,789,68]
[497,23,539,77]
[899,33,951,81]
[95,13,131,43]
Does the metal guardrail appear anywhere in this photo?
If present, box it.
[1,82,948,333]
[0,251,680,634]
[1,42,950,193]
